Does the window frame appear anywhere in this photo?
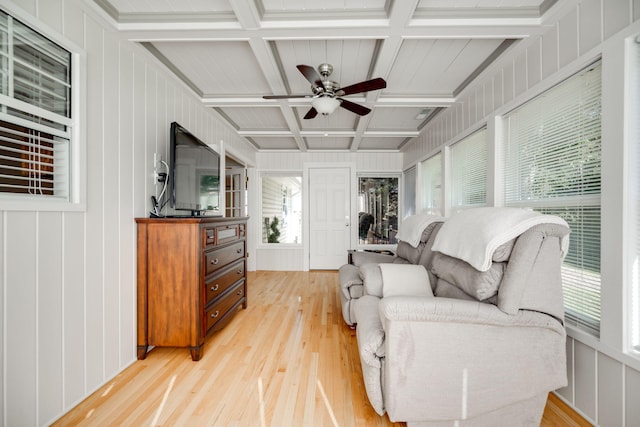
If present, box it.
[627,34,640,356]
[501,60,603,337]
[0,4,85,212]
[419,152,443,216]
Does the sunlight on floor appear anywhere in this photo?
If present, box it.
[101,383,115,397]
[317,379,339,427]
[151,374,176,426]
[257,377,266,427]
[84,408,94,420]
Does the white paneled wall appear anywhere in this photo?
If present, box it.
[254,151,402,270]
[0,0,255,425]
[402,1,640,426]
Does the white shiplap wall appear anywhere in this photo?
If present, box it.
[253,151,402,270]
[402,1,640,426]
[0,0,255,425]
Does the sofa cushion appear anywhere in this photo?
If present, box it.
[395,240,424,264]
[379,264,432,297]
[360,263,384,297]
[417,222,443,290]
[431,252,506,301]
[434,278,476,301]
[492,238,516,262]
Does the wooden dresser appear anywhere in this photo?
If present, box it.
[135,216,248,361]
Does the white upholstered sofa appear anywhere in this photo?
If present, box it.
[349,207,569,426]
[338,215,445,326]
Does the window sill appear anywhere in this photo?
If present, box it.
[0,197,86,212]
[566,324,640,372]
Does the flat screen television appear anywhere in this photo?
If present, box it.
[169,121,221,216]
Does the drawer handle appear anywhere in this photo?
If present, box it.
[211,258,219,265]
[211,310,219,318]
[210,284,219,291]
[236,290,243,296]
[236,248,242,253]
[236,269,242,275]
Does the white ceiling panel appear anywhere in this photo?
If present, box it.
[152,41,270,96]
[368,107,432,131]
[388,39,504,96]
[93,0,562,152]
[418,0,544,8]
[249,137,299,150]
[258,0,388,19]
[260,0,386,12]
[414,0,555,19]
[306,137,352,151]
[358,137,407,150]
[105,0,233,14]
[219,107,289,130]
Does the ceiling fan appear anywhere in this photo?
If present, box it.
[263,63,387,119]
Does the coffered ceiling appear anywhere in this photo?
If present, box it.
[92,0,558,152]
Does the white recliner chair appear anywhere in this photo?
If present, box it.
[353,207,570,426]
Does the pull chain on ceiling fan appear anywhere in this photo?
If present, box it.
[263,63,386,119]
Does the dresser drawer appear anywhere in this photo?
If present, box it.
[202,223,246,248]
[204,240,245,275]
[205,259,245,304]
[216,224,241,244]
[205,282,245,332]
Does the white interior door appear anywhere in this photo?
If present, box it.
[309,167,351,269]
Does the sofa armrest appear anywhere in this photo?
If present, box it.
[378,296,567,422]
[379,296,564,330]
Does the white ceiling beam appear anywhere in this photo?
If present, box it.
[228,0,261,30]
[118,24,541,43]
[201,96,455,109]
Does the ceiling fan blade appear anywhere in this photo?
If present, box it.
[263,94,312,99]
[303,107,318,119]
[297,65,326,91]
[338,77,386,96]
[339,99,371,116]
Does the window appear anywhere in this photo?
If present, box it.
[403,167,416,218]
[420,153,442,215]
[503,62,602,336]
[261,174,302,244]
[450,128,487,211]
[0,10,74,202]
[630,37,640,352]
[358,176,398,245]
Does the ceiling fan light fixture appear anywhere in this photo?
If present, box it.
[312,96,340,115]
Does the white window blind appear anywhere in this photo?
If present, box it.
[420,153,442,215]
[503,62,602,336]
[0,10,72,200]
[450,128,487,210]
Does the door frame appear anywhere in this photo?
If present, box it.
[303,162,357,271]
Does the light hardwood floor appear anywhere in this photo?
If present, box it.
[53,271,589,426]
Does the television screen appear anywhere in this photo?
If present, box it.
[169,122,221,216]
